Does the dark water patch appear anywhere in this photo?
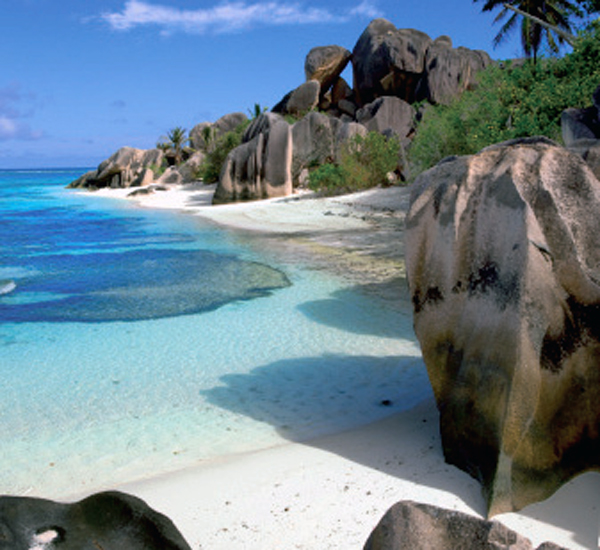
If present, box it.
[0,248,290,323]
[2,206,197,258]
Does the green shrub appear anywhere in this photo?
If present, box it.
[309,131,401,195]
[408,24,600,179]
[308,163,348,193]
[197,120,250,183]
[149,163,167,178]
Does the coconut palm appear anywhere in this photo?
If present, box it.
[165,126,189,164]
[248,103,267,120]
[475,0,581,61]
[155,140,170,153]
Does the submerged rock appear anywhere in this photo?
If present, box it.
[0,248,291,323]
[405,138,600,515]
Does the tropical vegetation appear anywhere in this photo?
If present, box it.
[195,119,251,183]
[474,0,599,62]
[157,126,189,164]
[407,21,600,178]
[309,132,401,195]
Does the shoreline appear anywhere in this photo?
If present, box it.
[93,182,413,306]
[78,183,598,549]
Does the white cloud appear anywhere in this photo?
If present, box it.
[0,117,17,138]
[0,84,43,141]
[349,1,382,19]
[0,116,42,141]
[99,0,380,34]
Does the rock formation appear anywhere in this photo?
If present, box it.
[272,80,321,117]
[0,491,191,549]
[213,113,292,204]
[351,18,490,107]
[364,501,566,550]
[352,19,432,105]
[189,112,248,151]
[567,138,600,180]
[68,147,163,190]
[69,18,491,200]
[562,106,600,145]
[563,85,600,179]
[290,111,369,184]
[420,36,492,105]
[561,84,600,147]
[305,45,352,97]
[356,96,415,146]
[405,137,600,516]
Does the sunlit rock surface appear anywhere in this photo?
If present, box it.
[405,138,600,515]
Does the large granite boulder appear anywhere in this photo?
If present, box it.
[213,113,292,204]
[352,19,432,105]
[68,147,163,190]
[561,106,600,146]
[291,111,368,184]
[405,137,600,516]
[561,84,600,147]
[189,112,248,151]
[356,96,415,145]
[291,111,336,184]
[332,120,368,162]
[176,150,205,182]
[420,36,492,105]
[567,138,600,180]
[157,165,184,185]
[364,501,566,550]
[0,491,191,549]
[272,80,321,117]
[304,45,352,97]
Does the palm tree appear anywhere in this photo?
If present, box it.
[475,0,581,62]
[248,103,267,120]
[163,126,188,164]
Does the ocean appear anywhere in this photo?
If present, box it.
[0,169,429,499]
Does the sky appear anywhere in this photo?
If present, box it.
[0,0,549,168]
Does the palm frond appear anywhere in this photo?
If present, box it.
[493,13,519,46]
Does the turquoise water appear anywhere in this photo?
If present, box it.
[0,170,429,499]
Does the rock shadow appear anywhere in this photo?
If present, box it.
[296,285,412,338]
[201,354,431,443]
[201,352,485,514]
[202,353,599,548]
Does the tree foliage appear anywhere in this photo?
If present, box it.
[474,0,582,61]
[196,120,251,183]
[158,126,189,164]
[408,23,600,178]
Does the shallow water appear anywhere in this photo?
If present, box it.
[0,170,429,498]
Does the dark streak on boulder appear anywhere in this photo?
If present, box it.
[405,138,600,515]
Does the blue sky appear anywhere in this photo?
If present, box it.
[0,1,542,168]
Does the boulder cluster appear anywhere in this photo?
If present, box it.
[69,18,491,203]
[0,493,566,550]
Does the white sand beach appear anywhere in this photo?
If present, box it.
[90,183,599,549]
